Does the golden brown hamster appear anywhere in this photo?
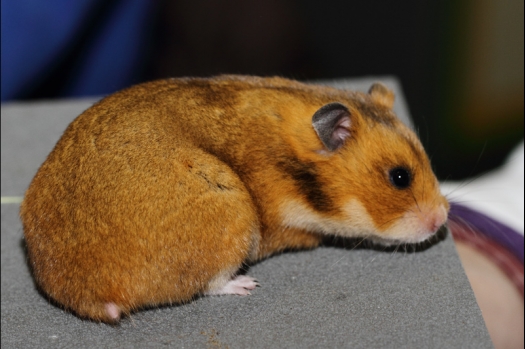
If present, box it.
[20,75,449,323]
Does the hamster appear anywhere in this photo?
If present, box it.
[20,75,449,323]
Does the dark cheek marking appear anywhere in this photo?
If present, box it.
[277,157,334,212]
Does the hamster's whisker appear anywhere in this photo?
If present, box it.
[443,172,489,200]
[346,236,368,251]
[442,141,496,200]
[329,255,347,269]
[376,216,403,230]
[451,208,517,246]
[391,244,401,256]
[407,187,421,212]
[447,215,483,240]
[354,237,368,249]
[470,141,488,177]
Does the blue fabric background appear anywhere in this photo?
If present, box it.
[1,0,156,101]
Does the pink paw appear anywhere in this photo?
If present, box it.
[105,302,120,321]
[210,275,259,296]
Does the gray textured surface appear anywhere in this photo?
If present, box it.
[1,78,492,348]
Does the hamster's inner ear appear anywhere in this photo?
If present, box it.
[368,82,395,109]
[312,102,351,152]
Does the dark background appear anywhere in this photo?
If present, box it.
[2,0,523,181]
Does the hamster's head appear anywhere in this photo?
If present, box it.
[281,83,449,245]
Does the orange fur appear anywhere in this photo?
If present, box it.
[20,75,448,323]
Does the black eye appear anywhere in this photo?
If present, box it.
[389,167,411,189]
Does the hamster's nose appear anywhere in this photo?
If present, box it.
[427,204,448,233]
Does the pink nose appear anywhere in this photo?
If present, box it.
[426,205,448,233]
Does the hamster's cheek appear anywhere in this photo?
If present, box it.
[340,199,378,234]
[372,202,449,244]
[342,195,449,245]
[279,199,374,237]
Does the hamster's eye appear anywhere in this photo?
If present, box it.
[389,167,411,189]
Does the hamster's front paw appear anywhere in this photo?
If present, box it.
[207,275,259,296]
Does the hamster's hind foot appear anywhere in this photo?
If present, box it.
[206,275,259,296]
[104,302,120,322]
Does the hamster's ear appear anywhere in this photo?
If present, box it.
[312,102,351,152]
[368,82,395,109]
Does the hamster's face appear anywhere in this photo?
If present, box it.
[280,88,449,245]
[330,117,449,244]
